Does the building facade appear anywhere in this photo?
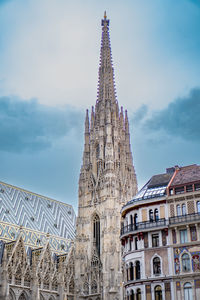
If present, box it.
[121,164,200,300]
[74,13,137,300]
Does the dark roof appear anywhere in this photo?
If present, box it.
[148,173,173,188]
[170,164,200,187]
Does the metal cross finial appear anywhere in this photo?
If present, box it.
[104,11,107,19]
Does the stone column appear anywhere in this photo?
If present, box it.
[175,227,180,244]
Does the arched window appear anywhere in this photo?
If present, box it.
[197,201,200,213]
[91,280,98,294]
[96,144,100,159]
[93,214,100,256]
[154,209,159,221]
[177,205,181,216]
[130,262,134,281]
[182,204,186,215]
[130,214,133,225]
[134,213,138,229]
[126,264,129,281]
[69,278,74,294]
[155,285,162,300]
[83,282,89,295]
[184,282,192,300]
[135,261,141,279]
[149,209,153,222]
[126,291,130,300]
[18,292,27,300]
[130,289,134,300]
[135,237,138,250]
[136,288,141,300]
[182,253,191,272]
[9,288,16,300]
[153,257,161,275]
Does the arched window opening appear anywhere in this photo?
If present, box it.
[182,204,186,215]
[18,292,27,300]
[197,201,200,213]
[130,289,134,300]
[9,288,16,300]
[149,210,153,222]
[153,257,161,275]
[136,288,141,300]
[130,262,134,281]
[184,282,192,300]
[93,214,100,256]
[96,144,100,160]
[155,285,162,300]
[69,278,75,294]
[135,237,138,250]
[83,282,89,295]
[135,261,141,279]
[129,238,132,251]
[118,144,121,160]
[154,209,159,221]
[177,205,181,216]
[130,215,133,227]
[126,291,129,300]
[91,280,98,294]
[134,214,138,229]
[182,253,191,272]
[126,264,129,281]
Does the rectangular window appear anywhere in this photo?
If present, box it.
[180,229,188,243]
[152,234,159,247]
[190,226,197,241]
[162,230,167,246]
[175,186,184,194]
[195,183,200,191]
[129,238,132,251]
[172,229,177,244]
[144,233,148,248]
[186,185,193,192]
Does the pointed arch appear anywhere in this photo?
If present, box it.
[9,288,16,300]
[24,266,31,287]
[92,213,100,256]
[40,294,45,300]
[18,291,28,300]
[52,273,58,291]
[69,277,75,294]
[83,281,89,295]
[91,280,98,294]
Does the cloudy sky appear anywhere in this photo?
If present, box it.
[0,0,200,211]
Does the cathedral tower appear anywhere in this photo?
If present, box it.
[75,13,137,300]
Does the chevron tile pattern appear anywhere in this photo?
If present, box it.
[0,181,76,253]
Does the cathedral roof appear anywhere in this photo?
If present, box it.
[0,181,76,254]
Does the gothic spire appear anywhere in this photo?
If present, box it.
[96,12,117,108]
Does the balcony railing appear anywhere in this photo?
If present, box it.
[121,218,167,236]
[169,212,200,225]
